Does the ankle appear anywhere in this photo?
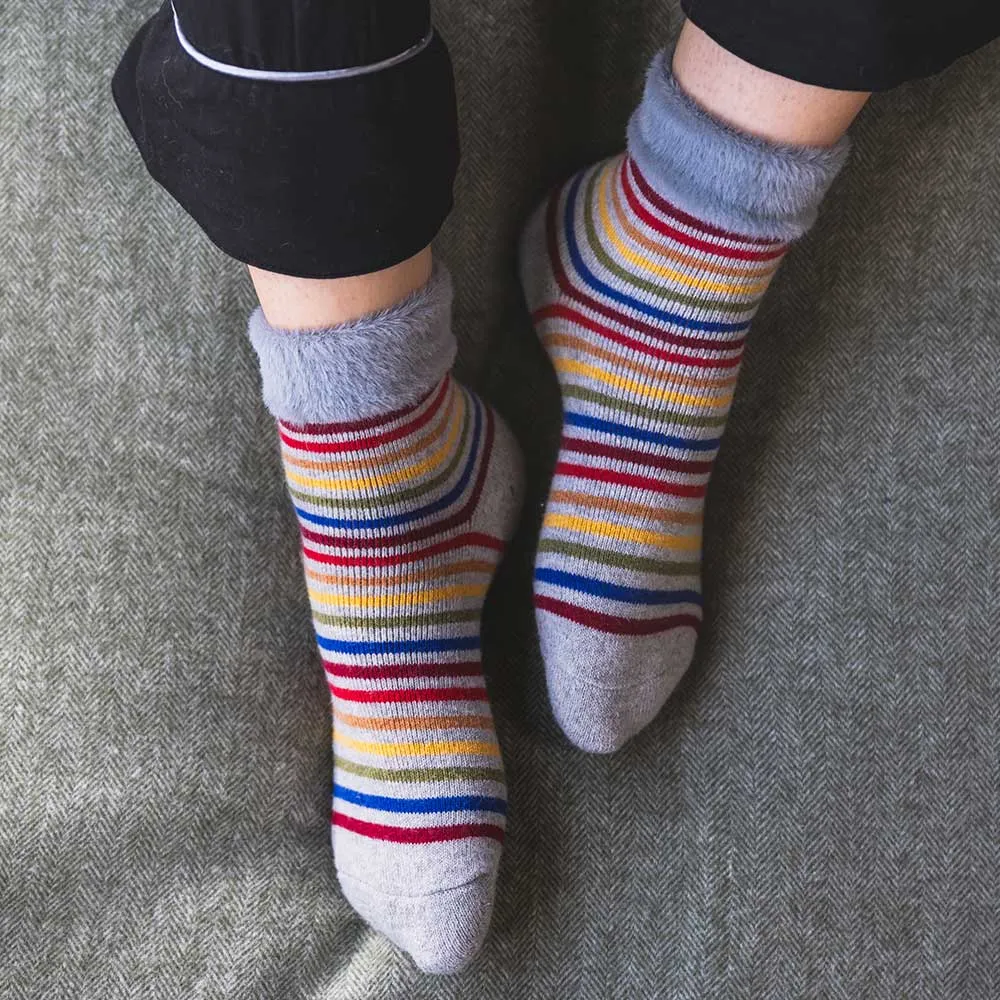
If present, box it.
[248,246,433,330]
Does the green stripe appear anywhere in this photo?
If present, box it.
[287,397,472,510]
[335,757,506,784]
[562,384,729,428]
[313,608,481,629]
[538,539,701,577]
[582,168,762,316]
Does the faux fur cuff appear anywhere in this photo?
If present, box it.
[627,49,850,241]
[247,262,457,424]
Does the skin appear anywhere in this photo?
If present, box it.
[248,245,433,330]
[249,19,872,328]
[671,20,870,147]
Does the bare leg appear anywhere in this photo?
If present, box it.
[672,20,870,147]
[248,25,867,332]
[248,245,433,329]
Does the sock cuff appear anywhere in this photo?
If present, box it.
[247,262,457,424]
[627,49,850,241]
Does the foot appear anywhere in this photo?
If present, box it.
[520,153,782,751]
[519,50,846,752]
[250,267,524,972]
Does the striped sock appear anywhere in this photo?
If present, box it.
[249,267,523,974]
[520,50,847,752]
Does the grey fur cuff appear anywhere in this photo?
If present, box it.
[247,262,457,424]
[627,49,850,241]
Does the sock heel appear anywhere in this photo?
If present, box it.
[517,199,559,319]
[478,409,526,549]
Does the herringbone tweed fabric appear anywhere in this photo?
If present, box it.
[1,2,998,998]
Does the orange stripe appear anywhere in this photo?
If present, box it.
[306,558,495,589]
[541,330,740,391]
[548,489,703,525]
[333,709,495,732]
[609,164,779,281]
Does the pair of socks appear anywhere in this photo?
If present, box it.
[248,49,847,974]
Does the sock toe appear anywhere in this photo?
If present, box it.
[538,610,697,752]
[338,869,497,975]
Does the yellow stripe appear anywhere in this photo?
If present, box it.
[333,732,501,758]
[281,387,458,472]
[306,559,495,589]
[606,158,780,280]
[553,356,733,409]
[308,581,489,609]
[544,512,701,550]
[541,330,739,391]
[284,393,463,491]
[598,167,774,296]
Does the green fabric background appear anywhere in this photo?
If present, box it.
[2,2,999,997]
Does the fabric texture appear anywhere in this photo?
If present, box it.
[520,50,846,751]
[172,0,433,72]
[628,51,850,241]
[247,265,458,423]
[682,0,1000,90]
[111,0,460,278]
[3,2,1000,998]
[249,271,523,971]
[111,0,999,281]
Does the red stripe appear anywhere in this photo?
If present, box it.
[280,382,438,436]
[554,462,707,498]
[533,303,743,370]
[324,661,483,680]
[300,405,497,550]
[278,377,451,454]
[535,594,702,635]
[561,436,714,474]
[333,812,505,844]
[545,191,749,355]
[302,532,504,568]
[626,157,783,247]
[621,160,787,263]
[330,685,490,704]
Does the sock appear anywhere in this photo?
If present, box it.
[519,50,848,752]
[248,266,523,974]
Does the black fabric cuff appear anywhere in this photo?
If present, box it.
[111,1,458,279]
[173,0,432,73]
[681,0,1000,92]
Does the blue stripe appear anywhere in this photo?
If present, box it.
[564,410,721,452]
[317,635,481,655]
[563,172,749,336]
[535,568,702,607]
[334,784,507,816]
[293,391,482,530]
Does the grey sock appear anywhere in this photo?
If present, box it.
[249,265,524,971]
[519,50,847,752]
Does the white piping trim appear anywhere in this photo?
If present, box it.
[171,3,434,83]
